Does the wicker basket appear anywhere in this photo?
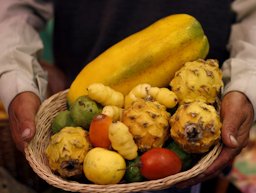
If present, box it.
[25,90,222,193]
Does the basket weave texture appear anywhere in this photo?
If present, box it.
[25,90,222,193]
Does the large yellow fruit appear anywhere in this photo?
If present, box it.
[67,14,209,104]
[83,147,126,184]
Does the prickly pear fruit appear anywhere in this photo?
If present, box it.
[70,96,102,129]
[51,110,75,133]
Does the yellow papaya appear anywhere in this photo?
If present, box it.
[67,14,209,104]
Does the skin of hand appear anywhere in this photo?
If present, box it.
[8,92,41,152]
[8,63,67,152]
[176,91,254,188]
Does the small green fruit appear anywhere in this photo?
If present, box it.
[51,110,75,133]
[70,96,102,129]
[124,157,144,183]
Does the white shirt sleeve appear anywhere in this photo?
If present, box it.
[222,0,256,120]
[0,0,53,111]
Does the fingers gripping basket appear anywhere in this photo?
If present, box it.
[25,90,222,193]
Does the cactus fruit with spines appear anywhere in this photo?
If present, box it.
[170,59,223,104]
[170,101,222,153]
[122,98,170,152]
[45,127,91,178]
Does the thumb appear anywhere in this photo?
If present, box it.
[17,95,39,142]
[20,120,36,142]
[8,92,41,151]
[220,93,242,148]
[221,115,240,148]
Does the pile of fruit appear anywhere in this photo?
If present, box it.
[45,59,223,185]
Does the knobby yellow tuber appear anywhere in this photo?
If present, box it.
[148,87,178,108]
[102,105,123,121]
[108,121,138,160]
[125,83,178,108]
[87,83,124,107]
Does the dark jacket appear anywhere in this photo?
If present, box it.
[53,0,235,85]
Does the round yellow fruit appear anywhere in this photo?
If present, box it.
[83,147,126,184]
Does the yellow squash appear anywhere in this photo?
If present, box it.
[67,14,209,104]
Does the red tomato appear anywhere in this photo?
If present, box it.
[140,147,182,180]
[89,114,112,148]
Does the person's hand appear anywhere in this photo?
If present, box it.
[8,92,41,152]
[176,91,254,188]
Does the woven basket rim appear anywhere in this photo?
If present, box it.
[25,90,223,193]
